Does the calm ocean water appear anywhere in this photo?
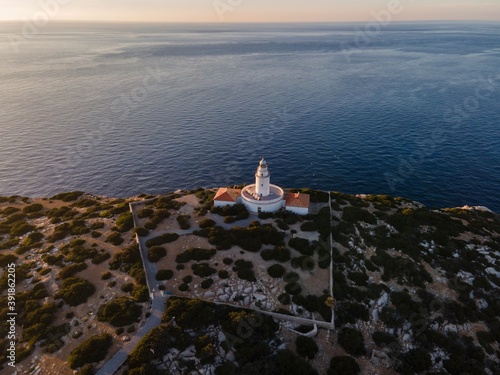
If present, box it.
[0,22,499,211]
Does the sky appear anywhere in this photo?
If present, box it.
[0,0,499,23]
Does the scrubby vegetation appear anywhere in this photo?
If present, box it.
[97,297,142,327]
[127,298,318,375]
[68,333,112,369]
[55,277,96,306]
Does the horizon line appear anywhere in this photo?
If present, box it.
[1,19,500,25]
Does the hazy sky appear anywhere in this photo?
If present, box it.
[1,0,499,22]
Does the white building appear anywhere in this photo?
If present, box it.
[213,158,310,215]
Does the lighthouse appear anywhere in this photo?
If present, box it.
[255,158,270,197]
[213,157,310,214]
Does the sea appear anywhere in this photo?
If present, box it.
[0,21,499,212]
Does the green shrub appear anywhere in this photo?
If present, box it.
[291,256,315,271]
[101,271,112,280]
[52,191,85,202]
[10,221,36,237]
[300,221,318,232]
[132,285,149,302]
[199,218,216,228]
[106,232,124,246]
[89,221,105,230]
[296,336,318,359]
[116,212,134,232]
[55,277,96,306]
[68,332,112,369]
[76,364,94,375]
[276,349,318,375]
[177,215,191,230]
[145,233,179,247]
[179,283,189,292]
[348,271,368,286]
[183,275,193,284]
[342,206,377,225]
[138,208,154,218]
[402,347,432,373]
[201,278,214,289]
[97,297,142,327]
[156,269,174,280]
[278,293,291,304]
[267,264,286,278]
[218,270,229,279]
[121,283,134,293]
[285,282,302,295]
[192,263,217,277]
[338,328,366,356]
[328,356,360,375]
[58,263,88,279]
[237,268,256,282]
[91,251,111,265]
[289,237,314,256]
[0,253,17,267]
[23,203,43,214]
[91,230,102,238]
[134,227,149,237]
[148,246,167,262]
[261,247,291,262]
[224,216,236,224]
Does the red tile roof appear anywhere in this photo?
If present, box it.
[284,192,310,208]
[213,188,241,202]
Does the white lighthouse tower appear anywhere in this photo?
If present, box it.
[255,158,270,197]
[213,157,310,214]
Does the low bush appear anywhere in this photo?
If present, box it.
[145,233,179,247]
[97,297,142,327]
[338,328,366,356]
[342,206,377,225]
[58,263,88,279]
[156,269,174,281]
[134,227,149,237]
[23,203,43,214]
[148,246,167,262]
[285,282,302,295]
[56,277,96,306]
[218,270,229,279]
[328,356,360,375]
[177,215,191,230]
[106,232,124,246]
[201,278,214,289]
[199,218,216,228]
[192,263,217,277]
[68,333,112,369]
[237,268,256,282]
[267,264,286,278]
[116,212,134,232]
[296,336,319,359]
